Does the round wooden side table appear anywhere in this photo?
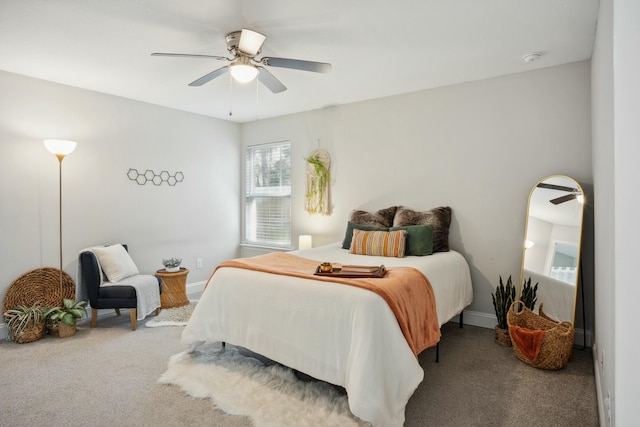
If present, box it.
[156,268,189,309]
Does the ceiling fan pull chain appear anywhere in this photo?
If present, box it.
[229,70,233,116]
[255,77,260,121]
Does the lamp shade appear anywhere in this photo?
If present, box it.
[230,56,259,83]
[230,63,259,83]
[44,139,77,156]
[298,235,313,250]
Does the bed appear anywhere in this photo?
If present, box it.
[182,244,471,425]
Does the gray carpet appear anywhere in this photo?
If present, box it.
[0,312,598,427]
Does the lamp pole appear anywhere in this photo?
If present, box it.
[55,153,64,298]
[44,140,76,303]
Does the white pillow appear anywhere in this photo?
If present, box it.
[92,244,139,283]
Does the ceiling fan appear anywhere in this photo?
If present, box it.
[537,182,583,205]
[152,28,331,94]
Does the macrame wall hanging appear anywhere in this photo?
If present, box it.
[304,148,332,215]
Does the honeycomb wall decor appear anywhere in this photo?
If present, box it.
[127,168,184,186]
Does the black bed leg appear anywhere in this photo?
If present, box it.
[459,311,464,328]
[435,342,440,363]
[222,341,226,349]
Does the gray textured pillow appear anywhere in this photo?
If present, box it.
[348,206,398,228]
[392,206,452,252]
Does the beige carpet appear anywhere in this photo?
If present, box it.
[0,312,599,427]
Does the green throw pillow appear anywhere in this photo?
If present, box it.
[342,221,389,249]
[389,224,434,256]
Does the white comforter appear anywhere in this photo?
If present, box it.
[182,244,473,427]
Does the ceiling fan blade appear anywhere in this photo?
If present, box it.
[151,53,230,61]
[261,57,332,73]
[537,183,577,192]
[238,29,266,56]
[188,66,229,86]
[550,194,577,205]
[258,67,287,93]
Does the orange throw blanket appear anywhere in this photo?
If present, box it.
[212,252,441,356]
[509,326,545,363]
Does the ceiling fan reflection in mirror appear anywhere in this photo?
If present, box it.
[152,28,331,93]
[536,182,584,205]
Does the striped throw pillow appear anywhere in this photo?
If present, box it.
[349,229,407,257]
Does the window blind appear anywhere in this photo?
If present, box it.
[245,142,291,247]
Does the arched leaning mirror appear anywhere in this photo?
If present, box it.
[520,175,585,324]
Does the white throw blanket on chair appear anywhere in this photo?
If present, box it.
[76,247,161,321]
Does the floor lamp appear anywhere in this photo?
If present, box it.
[44,139,77,304]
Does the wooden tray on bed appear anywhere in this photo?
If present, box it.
[314,264,387,278]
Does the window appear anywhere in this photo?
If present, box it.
[244,141,291,248]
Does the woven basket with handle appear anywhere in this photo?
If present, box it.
[507,301,574,370]
[2,267,75,314]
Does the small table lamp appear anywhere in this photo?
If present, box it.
[298,235,313,250]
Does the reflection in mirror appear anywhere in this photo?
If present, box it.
[520,175,585,324]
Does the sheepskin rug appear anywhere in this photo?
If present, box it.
[146,302,197,327]
[159,343,370,427]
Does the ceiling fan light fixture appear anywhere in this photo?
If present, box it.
[230,57,258,83]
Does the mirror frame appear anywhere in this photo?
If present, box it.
[519,174,585,324]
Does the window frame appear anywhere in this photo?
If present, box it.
[242,140,292,249]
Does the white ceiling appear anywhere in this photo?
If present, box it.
[0,0,599,123]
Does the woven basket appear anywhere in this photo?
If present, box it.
[2,267,75,313]
[507,301,574,370]
[12,321,45,344]
[58,321,77,338]
[538,304,557,323]
[494,325,512,347]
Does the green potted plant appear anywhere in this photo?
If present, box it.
[3,304,48,343]
[304,151,332,215]
[491,275,515,346]
[46,298,88,338]
[519,276,539,311]
[162,257,182,273]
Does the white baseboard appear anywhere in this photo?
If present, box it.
[456,310,497,329]
[186,280,207,296]
[593,344,607,426]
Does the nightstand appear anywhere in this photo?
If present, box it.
[156,268,189,309]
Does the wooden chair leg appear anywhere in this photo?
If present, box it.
[130,309,137,331]
[91,308,98,328]
[115,308,121,316]
[155,307,160,315]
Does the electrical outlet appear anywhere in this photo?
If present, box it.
[196,258,202,269]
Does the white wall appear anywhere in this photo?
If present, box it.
[242,61,593,331]
[0,71,241,318]
[613,0,640,422]
[591,0,640,425]
[591,1,616,425]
